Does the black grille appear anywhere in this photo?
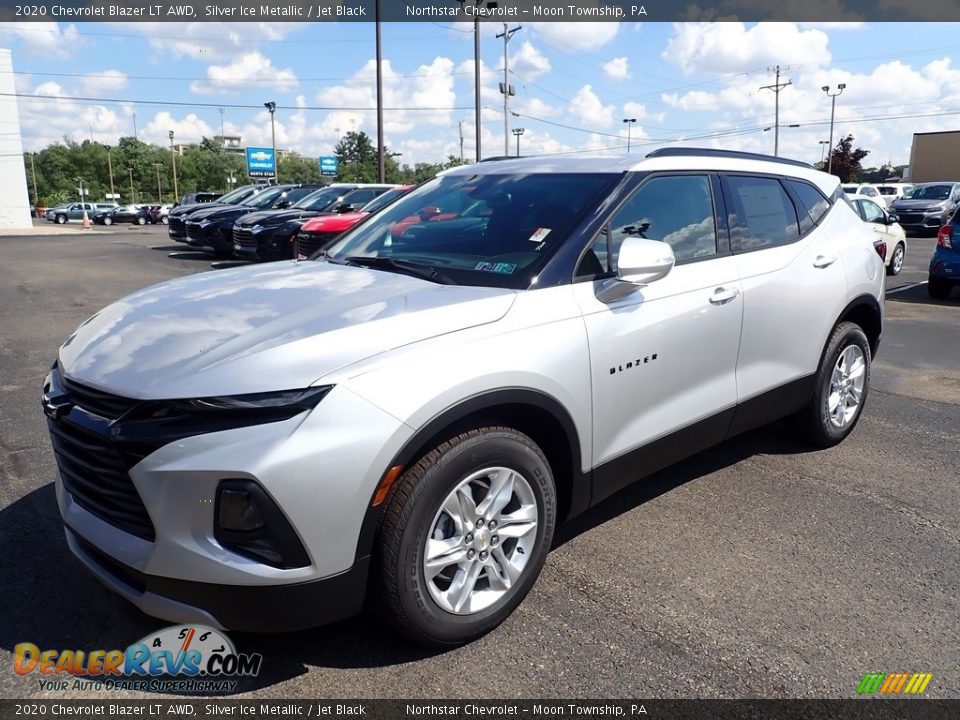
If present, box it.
[897,213,923,225]
[233,226,256,247]
[168,215,186,237]
[185,223,205,242]
[49,417,155,541]
[296,231,341,258]
[61,375,138,420]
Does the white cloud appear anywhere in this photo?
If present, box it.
[0,22,81,59]
[622,102,648,121]
[528,22,619,52]
[81,70,128,95]
[510,42,551,81]
[190,51,298,95]
[119,22,308,61]
[603,57,631,81]
[570,85,615,128]
[141,111,214,146]
[663,22,831,75]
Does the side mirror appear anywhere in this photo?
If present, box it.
[336,204,355,214]
[886,213,899,225]
[597,237,675,303]
[276,200,291,209]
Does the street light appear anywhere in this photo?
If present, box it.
[822,83,846,174]
[153,162,163,204]
[512,127,524,157]
[127,167,135,204]
[623,118,637,153]
[819,140,830,167]
[168,130,179,201]
[264,101,278,183]
[102,144,115,201]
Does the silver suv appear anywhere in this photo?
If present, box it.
[43,149,884,645]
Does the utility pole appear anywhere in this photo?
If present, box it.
[760,66,792,157]
[375,0,385,182]
[497,22,521,157]
[819,140,830,167]
[127,167,135,204]
[132,111,138,141]
[458,121,465,163]
[822,84,846,174]
[512,127,524,156]
[623,118,637,153]
[103,144,115,200]
[168,130,179,201]
[219,107,225,141]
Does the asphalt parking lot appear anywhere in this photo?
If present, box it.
[0,225,957,699]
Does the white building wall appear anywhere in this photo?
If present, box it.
[0,49,32,230]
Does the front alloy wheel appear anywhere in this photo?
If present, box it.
[377,427,556,646]
[887,243,904,276]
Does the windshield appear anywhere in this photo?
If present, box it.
[218,186,261,205]
[877,186,897,195]
[906,184,951,200]
[247,187,287,208]
[293,187,349,211]
[361,187,410,214]
[323,172,617,289]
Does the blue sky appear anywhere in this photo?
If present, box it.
[2,21,959,167]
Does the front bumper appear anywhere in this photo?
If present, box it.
[52,381,414,630]
[895,210,946,232]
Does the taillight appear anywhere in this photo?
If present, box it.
[873,239,887,261]
[937,225,954,249]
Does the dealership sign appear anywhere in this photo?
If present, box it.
[246,147,276,178]
[319,156,339,176]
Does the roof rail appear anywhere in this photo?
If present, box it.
[478,155,518,163]
[645,147,813,169]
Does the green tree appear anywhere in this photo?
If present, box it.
[334,131,377,182]
[279,152,322,184]
[827,135,870,183]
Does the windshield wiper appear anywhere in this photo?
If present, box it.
[343,256,455,284]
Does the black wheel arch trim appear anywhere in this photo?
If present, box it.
[352,388,587,567]
[835,293,882,357]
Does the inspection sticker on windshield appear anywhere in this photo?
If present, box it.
[529,227,552,243]
[474,261,517,274]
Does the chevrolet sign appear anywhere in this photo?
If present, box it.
[246,147,276,178]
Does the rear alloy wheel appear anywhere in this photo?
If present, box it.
[887,243,904,276]
[103,216,113,226]
[377,427,556,646]
[55,215,67,224]
[796,322,871,447]
[137,216,146,225]
[928,278,952,300]
[161,217,169,225]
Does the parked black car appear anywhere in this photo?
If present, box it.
[92,205,151,226]
[168,185,266,242]
[185,184,325,257]
[889,182,960,235]
[231,184,403,262]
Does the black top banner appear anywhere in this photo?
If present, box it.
[1,0,959,22]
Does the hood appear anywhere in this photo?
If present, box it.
[188,204,255,222]
[237,209,319,228]
[301,212,366,233]
[58,262,517,399]
[891,198,947,211]
[169,202,217,218]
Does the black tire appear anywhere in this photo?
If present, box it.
[376,426,556,647]
[928,278,952,300]
[886,243,904,276]
[161,217,169,225]
[55,215,67,224]
[795,322,871,448]
[103,216,113,226]
[137,216,146,225]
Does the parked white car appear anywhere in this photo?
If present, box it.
[848,194,908,275]
[875,183,913,207]
[43,149,884,646]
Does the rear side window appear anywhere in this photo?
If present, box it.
[725,176,800,252]
[787,180,831,233]
[857,199,885,224]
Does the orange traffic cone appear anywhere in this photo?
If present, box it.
[81,209,91,230]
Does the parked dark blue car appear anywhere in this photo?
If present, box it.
[930,210,960,299]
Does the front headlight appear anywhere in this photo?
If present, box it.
[166,386,332,414]
[926,205,945,213]
[251,224,264,233]
[199,219,213,227]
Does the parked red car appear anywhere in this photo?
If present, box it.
[295,185,413,259]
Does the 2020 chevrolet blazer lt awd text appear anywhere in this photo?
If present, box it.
[43,149,884,646]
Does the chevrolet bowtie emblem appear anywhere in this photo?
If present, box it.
[42,393,73,421]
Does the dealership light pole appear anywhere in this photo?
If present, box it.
[29,152,39,208]
[819,140,830,167]
[458,0,493,162]
[168,130,179,201]
[822,83,846,174]
[103,144,115,201]
[264,101,277,183]
[375,0,385,182]
[127,167,135,204]
[623,118,637,153]
[512,127,524,156]
[497,22,521,157]
[153,162,163,203]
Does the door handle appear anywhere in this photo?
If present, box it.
[813,254,837,268]
[709,286,739,304]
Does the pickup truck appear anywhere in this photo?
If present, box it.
[46,202,117,224]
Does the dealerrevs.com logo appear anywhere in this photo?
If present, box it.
[14,625,262,693]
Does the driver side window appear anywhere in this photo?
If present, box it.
[577,174,718,278]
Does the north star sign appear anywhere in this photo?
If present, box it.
[246,147,276,178]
